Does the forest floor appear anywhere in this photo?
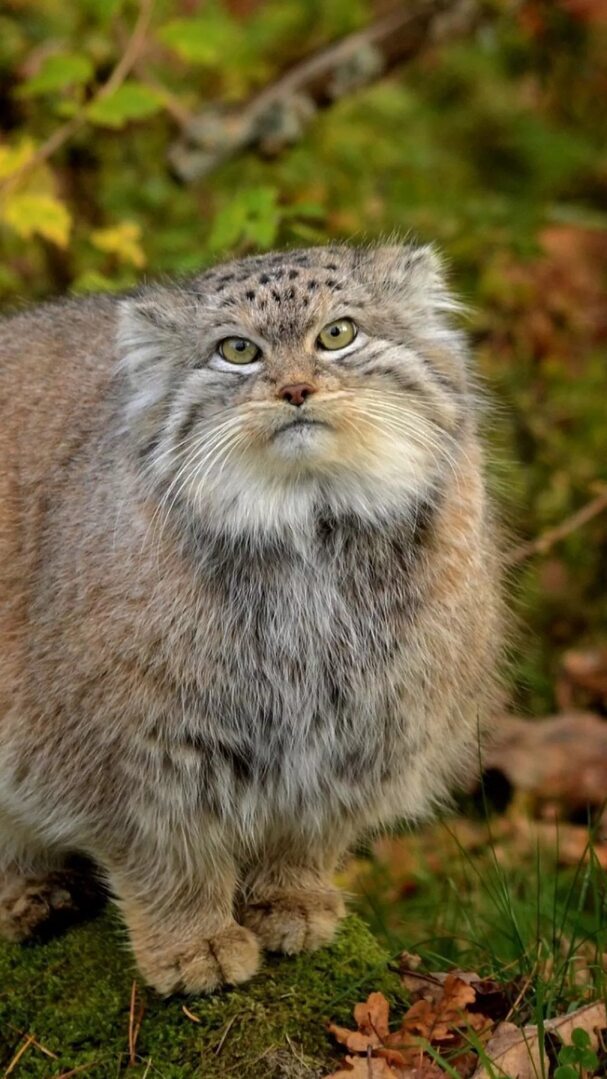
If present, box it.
[332,677,607,1077]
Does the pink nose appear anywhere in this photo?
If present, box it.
[277,383,317,407]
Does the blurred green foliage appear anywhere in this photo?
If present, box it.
[1,0,606,713]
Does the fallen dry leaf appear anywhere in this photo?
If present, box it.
[400,998,455,1043]
[326,968,606,1079]
[544,999,607,1051]
[326,1053,401,1078]
[326,1054,447,1079]
[400,974,479,1043]
[354,992,391,1042]
[399,958,518,1023]
[329,992,391,1054]
[472,1000,607,1078]
[328,1024,384,1055]
[327,975,494,1079]
[472,1021,542,1079]
[398,964,447,1004]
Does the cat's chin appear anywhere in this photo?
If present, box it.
[266,418,335,462]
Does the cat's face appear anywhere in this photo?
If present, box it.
[119,245,470,537]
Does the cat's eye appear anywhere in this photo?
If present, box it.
[317,318,358,351]
[218,337,261,365]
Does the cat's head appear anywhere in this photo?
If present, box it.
[118,244,472,538]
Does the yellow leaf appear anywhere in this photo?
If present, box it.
[1,192,71,247]
[0,137,37,182]
[90,221,145,268]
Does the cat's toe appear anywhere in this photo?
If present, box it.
[136,923,261,996]
[243,888,345,954]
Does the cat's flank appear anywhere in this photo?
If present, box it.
[0,244,502,994]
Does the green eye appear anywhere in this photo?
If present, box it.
[317,318,358,351]
[218,337,261,365]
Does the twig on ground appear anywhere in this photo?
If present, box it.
[169,0,482,181]
[26,1034,57,1059]
[214,1014,238,1056]
[3,1035,34,1076]
[55,1063,100,1079]
[5,1025,58,1061]
[182,1004,202,1023]
[128,979,144,1066]
[507,486,607,565]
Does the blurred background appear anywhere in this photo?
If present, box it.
[1,0,607,1004]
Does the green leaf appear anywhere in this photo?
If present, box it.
[78,0,123,21]
[557,1045,579,1066]
[283,201,325,219]
[554,1067,579,1079]
[208,186,281,253]
[570,1028,591,1049]
[87,82,163,128]
[1,192,72,247]
[579,1048,599,1069]
[158,13,238,66]
[54,100,80,119]
[19,53,93,97]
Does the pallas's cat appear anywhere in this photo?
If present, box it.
[0,245,501,993]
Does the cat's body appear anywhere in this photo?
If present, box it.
[0,245,502,993]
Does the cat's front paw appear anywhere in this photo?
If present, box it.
[134,923,260,995]
[243,887,345,954]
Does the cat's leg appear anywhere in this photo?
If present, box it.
[240,838,348,955]
[104,838,260,995]
[0,813,95,941]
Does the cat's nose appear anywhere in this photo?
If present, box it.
[277,382,317,407]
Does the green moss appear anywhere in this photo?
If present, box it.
[0,912,399,1077]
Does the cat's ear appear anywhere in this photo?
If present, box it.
[370,243,468,389]
[375,243,464,319]
[117,291,184,381]
[117,291,184,438]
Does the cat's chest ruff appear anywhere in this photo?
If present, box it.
[199,521,401,652]
[181,514,424,721]
[144,516,428,824]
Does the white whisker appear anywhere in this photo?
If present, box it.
[142,418,247,554]
[153,426,246,551]
[344,403,462,490]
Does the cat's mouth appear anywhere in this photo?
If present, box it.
[271,417,331,439]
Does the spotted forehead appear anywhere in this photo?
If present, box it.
[192,248,360,339]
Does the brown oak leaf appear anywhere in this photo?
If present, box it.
[328,1025,383,1054]
[325,1054,401,1078]
[354,992,391,1041]
[399,957,518,1022]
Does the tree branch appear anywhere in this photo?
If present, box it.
[169,0,482,182]
[507,486,607,566]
